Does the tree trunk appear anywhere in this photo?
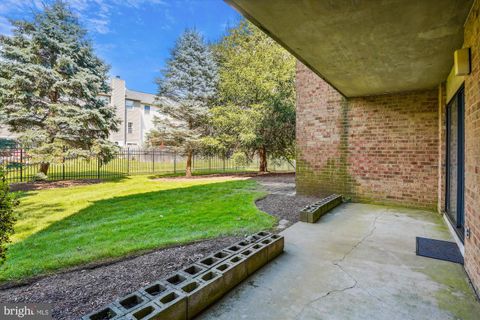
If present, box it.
[185,150,193,177]
[39,162,50,175]
[258,147,268,173]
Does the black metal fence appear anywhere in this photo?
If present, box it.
[0,147,295,183]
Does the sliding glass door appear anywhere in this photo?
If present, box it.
[446,86,465,241]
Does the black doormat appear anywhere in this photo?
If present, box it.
[416,237,464,264]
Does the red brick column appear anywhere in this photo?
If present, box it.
[463,0,480,296]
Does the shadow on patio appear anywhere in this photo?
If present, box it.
[199,203,480,320]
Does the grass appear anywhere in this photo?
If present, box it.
[1,175,275,282]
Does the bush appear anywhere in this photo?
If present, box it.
[33,172,48,181]
[232,152,249,167]
[0,168,18,265]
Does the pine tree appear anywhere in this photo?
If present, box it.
[148,29,218,177]
[0,1,119,175]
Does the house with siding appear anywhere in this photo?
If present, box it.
[226,0,480,296]
[101,77,171,147]
[0,77,168,147]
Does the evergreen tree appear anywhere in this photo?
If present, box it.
[0,1,119,175]
[0,168,18,265]
[148,29,218,176]
[208,20,296,172]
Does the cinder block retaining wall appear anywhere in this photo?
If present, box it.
[296,62,439,209]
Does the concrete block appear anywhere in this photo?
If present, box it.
[177,278,207,319]
[260,234,285,261]
[299,194,343,223]
[253,231,272,241]
[151,289,187,320]
[235,239,254,248]
[240,243,268,275]
[82,304,123,320]
[125,302,162,319]
[197,270,224,306]
[165,272,189,287]
[139,281,170,300]
[225,244,244,254]
[194,250,232,272]
[197,256,221,269]
[213,254,247,292]
[211,250,232,262]
[180,264,206,277]
[115,291,149,315]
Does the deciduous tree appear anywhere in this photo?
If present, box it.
[208,20,295,172]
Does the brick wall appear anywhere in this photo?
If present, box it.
[295,63,349,196]
[348,91,438,208]
[296,62,439,209]
[438,83,447,213]
[463,0,480,296]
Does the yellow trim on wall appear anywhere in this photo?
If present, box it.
[446,65,465,103]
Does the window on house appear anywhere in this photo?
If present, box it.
[127,122,133,134]
[144,105,151,114]
[126,100,135,110]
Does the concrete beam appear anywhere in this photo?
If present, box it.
[226,0,473,97]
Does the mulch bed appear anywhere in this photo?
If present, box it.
[0,237,240,320]
[252,173,324,226]
[10,179,103,192]
[255,194,323,226]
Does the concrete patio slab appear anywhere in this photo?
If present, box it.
[199,203,480,320]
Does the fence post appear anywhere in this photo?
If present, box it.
[62,147,65,180]
[97,157,100,179]
[173,151,177,174]
[20,148,23,182]
[127,147,130,175]
[152,150,155,174]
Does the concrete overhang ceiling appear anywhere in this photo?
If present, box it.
[225,0,473,97]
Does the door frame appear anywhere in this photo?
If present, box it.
[445,85,465,242]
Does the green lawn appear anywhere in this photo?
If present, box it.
[0,176,275,282]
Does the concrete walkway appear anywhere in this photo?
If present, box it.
[199,203,480,320]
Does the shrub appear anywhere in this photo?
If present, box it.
[232,152,249,167]
[33,172,48,182]
[0,168,18,265]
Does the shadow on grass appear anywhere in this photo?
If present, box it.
[10,175,129,194]
[147,169,258,179]
[1,179,273,282]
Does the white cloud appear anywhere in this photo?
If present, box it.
[0,16,13,36]
[86,17,109,34]
[0,0,170,35]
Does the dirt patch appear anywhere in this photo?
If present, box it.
[0,237,240,320]
[252,173,325,227]
[255,194,322,225]
[154,172,293,182]
[156,175,251,182]
[10,179,103,192]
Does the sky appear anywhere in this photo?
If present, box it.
[0,0,241,93]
